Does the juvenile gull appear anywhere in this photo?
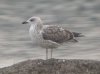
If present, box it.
[22,16,84,59]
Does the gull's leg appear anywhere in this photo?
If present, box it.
[51,49,53,59]
[46,48,48,60]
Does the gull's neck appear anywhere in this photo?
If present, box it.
[30,22,43,32]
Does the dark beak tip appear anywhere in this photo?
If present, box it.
[22,21,28,24]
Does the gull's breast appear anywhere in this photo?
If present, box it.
[29,25,43,44]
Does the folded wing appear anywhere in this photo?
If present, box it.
[42,25,74,43]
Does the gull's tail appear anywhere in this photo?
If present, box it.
[72,32,84,37]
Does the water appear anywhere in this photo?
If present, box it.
[0,0,100,68]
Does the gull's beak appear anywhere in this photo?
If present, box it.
[22,21,28,24]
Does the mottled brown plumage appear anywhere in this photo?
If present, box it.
[42,25,74,43]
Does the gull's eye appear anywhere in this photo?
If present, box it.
[30,19,35,22]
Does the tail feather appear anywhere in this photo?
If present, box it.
[72,32,84,37]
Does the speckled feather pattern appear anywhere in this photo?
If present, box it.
[42,25,74,43]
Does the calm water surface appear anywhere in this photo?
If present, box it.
[0,0,100,68]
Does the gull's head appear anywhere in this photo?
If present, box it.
[22,16,42,25]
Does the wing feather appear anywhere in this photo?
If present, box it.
[42,25,74,43]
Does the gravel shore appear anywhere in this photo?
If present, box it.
[0,59,100,74]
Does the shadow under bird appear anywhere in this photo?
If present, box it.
[22,16,84,59]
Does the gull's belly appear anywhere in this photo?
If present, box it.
[40,40,60,49]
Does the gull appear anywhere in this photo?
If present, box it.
[22,16,84,59]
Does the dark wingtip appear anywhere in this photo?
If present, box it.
[72,32,84,37]
[79,34,85,37]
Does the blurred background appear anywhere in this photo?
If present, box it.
[0,0,100,68]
